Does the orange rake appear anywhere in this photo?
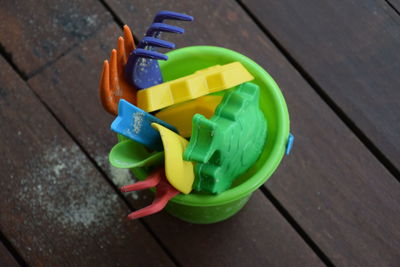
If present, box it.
[99,25,137,115]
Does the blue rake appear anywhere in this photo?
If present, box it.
[125,11,193,90]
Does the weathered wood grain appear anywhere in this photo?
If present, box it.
[103,0,400,265]
[0,56,174,266]
[241,0,400,172]
[0,0,112,77]
[27,18,323,267]
[0,241,19,267]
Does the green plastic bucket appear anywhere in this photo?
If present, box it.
[123,46,290,224]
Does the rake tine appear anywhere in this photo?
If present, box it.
[146,23,184,37]
[132,48,168,60]
[137,36,175,50]
[153,10,194,23]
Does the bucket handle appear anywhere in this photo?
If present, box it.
[285,133,294,155]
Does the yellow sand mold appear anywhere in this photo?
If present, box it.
[137,62,253,112]
[151,123,194,194]
[155,95,222,137]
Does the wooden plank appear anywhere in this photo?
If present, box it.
[27,16,323,267]
[0,57,173,266]
[103,0,400,265]
[0,0,112,77]
[241,0,400,172]
[0,241,19,267]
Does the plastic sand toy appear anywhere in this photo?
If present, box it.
[98,11,293,223]
[99,25,137,115]
[109,138,164,169]
[137,62,254,112]
[111,99,177,151]
[152,123,194,194]
[120,167,179,220]
[125,11,193,89]
[184,82,267,194]
[155,95,222,137]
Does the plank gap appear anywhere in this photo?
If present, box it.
[0,230,28,267]
[138,221,182,267]
[0,44,28,80]
[98,0,140,43]
[236,0,400,182]
[385,0,400,15]
[99,0,125,28]
[26,43,81,80]
[259,187,334,267]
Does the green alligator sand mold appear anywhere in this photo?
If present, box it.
[184,82,267,194]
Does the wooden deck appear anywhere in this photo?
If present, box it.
[0,1,399,266]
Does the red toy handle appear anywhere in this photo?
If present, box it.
[120,167,163,192]
[120,167,180,220]
[127,177,179,220]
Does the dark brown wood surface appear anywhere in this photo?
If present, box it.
[0,0,399,266]
[28,22,322,267]
[241,0,400,173]
[0,0,112,77]
[0,241,19,267]
[102,0,400,266]
[0,57,173,266]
